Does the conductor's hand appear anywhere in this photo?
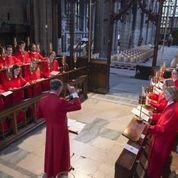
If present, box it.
[67,84,76,94]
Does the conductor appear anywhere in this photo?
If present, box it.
[36,79,81,178]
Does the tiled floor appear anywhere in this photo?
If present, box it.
[0,93,132,178]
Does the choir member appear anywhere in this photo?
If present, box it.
[42,51,59,78]
[147,86,178,178]
[171,68,178,88]
[36,79,81,178]
[5,45,21,66]
[29,43,45,61]
[148,79,174,112]
[4,65,26,104]
[0,84,11,134]
[15,41,31,64]
[4,65,26,124]
[24,59,43,97]
[61,56,69,73]
[0,46,6,69]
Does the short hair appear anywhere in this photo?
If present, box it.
[164,86,178,101]
[11,64,21,78]
[163,79,174,88]
[6,45,12,49]
[50,79,63,91]
[18,40,25,46]
[173,68,178,74]
[49,51,56,56]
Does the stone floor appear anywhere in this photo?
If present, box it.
[0,93,134,178]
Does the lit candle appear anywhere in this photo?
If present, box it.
[14,37,17,47]
[36,44,40,53]
[49,43,53,52]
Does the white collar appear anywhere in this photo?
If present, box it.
[167,100,174,106]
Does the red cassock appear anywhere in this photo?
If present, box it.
[0,84,10,133]
[5,77,26,104]
[5,55,21,66]
[15,51,31,64]
[29,52,45,61]
[24,66,42,97]
[174,79,178,88]
[147,102,178,178]
[36,93,81,177]
[5,77,26,123]
[149,92,167,112]
[0,70,12,107]
[41,60,59,91]
[0,57,6,69]
[42,60,59,78]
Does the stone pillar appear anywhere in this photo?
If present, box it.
[93,0,114,58]
[32,0,54,53]
[119,11,132,51]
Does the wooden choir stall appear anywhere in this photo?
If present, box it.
[0,56,89,150]
[115,66,178,178]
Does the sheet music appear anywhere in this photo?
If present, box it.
[1,91,13,97]
[36,78,44,82]
[137,106,150,116]
[124,144,139,155]
[131,108,149,122]
[50,71,59,76]
[158,81,163,90]
[153,86,162,94]
[68,119,86,133]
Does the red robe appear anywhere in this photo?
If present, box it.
[0,84,11,133]
[0,57,6,69]
[24,66,42,97]
[41,60,59,91]
[174,79,178,88]
[15,51,31,64]
[29,52,45,61]
[5,77,26,123]
[5,77,26,104]
[5,55,21,66]
[149,92,167,112]
[0,70,12,107]
[147,102,178,178]
[42,59,59,78]
[36,93,81,177]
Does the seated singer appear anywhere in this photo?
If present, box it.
[4,65,27,124]
[42,51,60,78]
[146,86,178,178]
[15,41,31,64]
[36,79,81,178]
[29,43,45,61]
[24,59,43,97]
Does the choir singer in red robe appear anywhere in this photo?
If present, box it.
[36,79,81,178]
[147,86,178,178]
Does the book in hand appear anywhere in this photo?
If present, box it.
[131,108,149,122]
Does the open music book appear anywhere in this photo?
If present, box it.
[68,119,86,134]
[131,107,150,122]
